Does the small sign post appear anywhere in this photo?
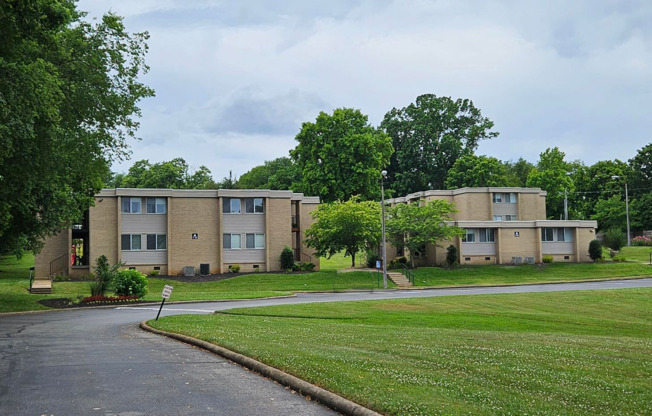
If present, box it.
[375,260,381,288]
[156,285,173,321]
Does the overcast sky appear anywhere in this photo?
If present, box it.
[77,0,651,181]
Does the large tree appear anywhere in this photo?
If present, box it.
[119,158,215,189]
[0,1,154,255]
[290,108,393,202]
[380,94,498,195]
[386,200,462,268]
[237,157,299,190]
[304,197,381,267]
[504,158,535,188]
[444,155,509,189]
[526,148,574,220]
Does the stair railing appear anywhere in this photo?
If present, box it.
[401,264,415,284]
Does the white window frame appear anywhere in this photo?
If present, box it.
[492,193,502,203]
[463,228,495,243]
[121,197,142,214]
[223,198,241,214]
[493,215,503,221]
[246,233,265,249]
[223,233,242,249]
[146,198,166,214]
[505,215,517,221]
[245,198,264,214]
[146,234,167,250]
[541,227,572,242]
[121,234,142,251]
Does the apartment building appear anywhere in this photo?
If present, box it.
[385,187,598,265]
[35,189,320,278]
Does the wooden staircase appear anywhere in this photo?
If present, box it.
[387,271,412,287]
[30,278,52,294]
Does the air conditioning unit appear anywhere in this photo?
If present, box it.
[512,257,522,265]
[200,263,210,276]
[183,266,195,277]
[525,257,535,264]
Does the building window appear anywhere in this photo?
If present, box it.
[121,197,142,214]
[121,234,142,250]
[463,228,495,243]
[223,233,241,249]
[541,227,573,242]
[223,198,241,214]
[146,198,166,214]
[492,193,516,203]
[493,215,502,221]
[246,233,265,249]
[505,215,517,221]
[146,234,167,250]
[245,198,264,214]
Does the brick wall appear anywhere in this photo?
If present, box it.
[90,197,119,265]
[266,198,292,271]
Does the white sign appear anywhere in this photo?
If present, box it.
[376,260,381,269]
[161,285,173,299]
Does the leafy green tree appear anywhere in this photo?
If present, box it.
[291,108,393,202]
[215,171,238,189]
[237,157,299,190]
[444,155,509,189]
[632,193,652,231]
[629,143,652,196]
[504,158,535,187]
[571,160,631,220]
[386,200,462,268]
[591,195,638,232]
[305,197,381,267]
[380,94,498,195]
[120,158,216,189]
[0,1,154,255]
[588,239,602,261]
[526,148,573,219]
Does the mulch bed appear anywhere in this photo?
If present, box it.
[38,298,154,309]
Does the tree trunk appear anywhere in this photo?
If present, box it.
[351,253,355,268]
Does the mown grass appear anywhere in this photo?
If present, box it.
[617,246,652,263]
[151,288,652,416]
[412,262,651,287]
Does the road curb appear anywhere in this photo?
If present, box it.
[139,320,382,416]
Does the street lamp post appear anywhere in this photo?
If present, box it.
[611,175,631,246]
[381,170,388,289]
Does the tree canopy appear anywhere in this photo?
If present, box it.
[526,148,574,220]
[236,157,298,190]
[386,200,462,268]
[0,1,154,255]
[304,197,381,267]
[118,158,215,189]
[444,155,509,189]
[381,94,498,195]
[290,108,393,202]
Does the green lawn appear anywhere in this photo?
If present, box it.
[151,288,652,416]
[412,262,651,287]
[618,246,652,263]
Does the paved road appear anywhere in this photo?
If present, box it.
[1,278,650,415]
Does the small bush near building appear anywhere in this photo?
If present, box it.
[446,245,458,266]
[602,228,626,251]
[366,253,380,268]
[280,246,295,272]
[229,264,241,273]
[90,255,123,296]
[149,270,159,277]
[632,236,652,246]
[542,255,554,263]
[588,239,603,261]
[300,262,316,271]
[612,256,627,263]
[113,269,148,298]
[389,256,408,269]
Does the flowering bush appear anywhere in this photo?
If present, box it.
[113,269,148,298]
[632,236,652,246]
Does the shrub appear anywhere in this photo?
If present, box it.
[92,255,123,296]
[446,245,458,266]
[366,253,380,269]
[300,262,316,271]
[542,255,554,263]
[149,270,160,277]
[632,236,652,246]
[229,264,241,273]
[602,228,626,251]
[612,255,627,263]
[588,239,603,261]
[280,246,295,271]
[113,269,148,298]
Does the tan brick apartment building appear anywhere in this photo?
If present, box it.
[385,187,598,266]
[35,189,320,278]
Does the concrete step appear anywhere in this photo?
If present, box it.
[387,272,412,287]
[31,279,52,294]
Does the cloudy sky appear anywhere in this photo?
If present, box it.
[77,0,651,181]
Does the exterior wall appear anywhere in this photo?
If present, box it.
[519,193,546,220]
[90,196,119,266]
[576,228,597,262]
[167,197,220,275]
[35,231,69,278]
[496,227,540,264]
[265,198,292,272]
[450,193,491,221]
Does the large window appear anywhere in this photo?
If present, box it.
[493,193,517,203]
[462,228,495,243]
[222,198,241,214]
[246,233,265,249]
[146,234,167,250]
[245,198,264,213]
[121,197,142,214]
[121,234,142,250]
[541,227,573,242]
[146,198,166,214]
[223,233,242,249]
